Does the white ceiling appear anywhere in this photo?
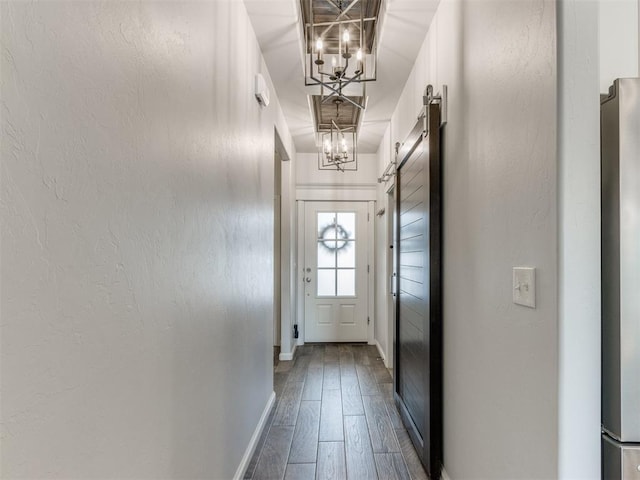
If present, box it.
[244,0,440,154]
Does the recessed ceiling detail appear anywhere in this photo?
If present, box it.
[301,0,382,110]
[312,95,363,132]
[301,0,382,56]
[301,0,382,171]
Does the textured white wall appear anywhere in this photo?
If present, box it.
[0,1,294,478]
[380,0,558,477]
[599,0,640,92]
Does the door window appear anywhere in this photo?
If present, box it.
[317,212,356,296]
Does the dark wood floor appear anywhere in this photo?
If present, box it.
[244,344,429,480]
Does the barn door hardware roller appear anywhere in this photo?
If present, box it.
[423,84,448,134]
[377,141,400,184]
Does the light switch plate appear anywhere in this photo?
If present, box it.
[513,267,536,308]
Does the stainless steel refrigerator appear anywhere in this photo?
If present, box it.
[601,77,640,479]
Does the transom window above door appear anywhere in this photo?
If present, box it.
[316,212,356,297]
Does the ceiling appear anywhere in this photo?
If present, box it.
[244,0,440,154]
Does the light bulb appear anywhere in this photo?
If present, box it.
[331,56,337,67]
[316,38,323,51]
[324,139,331,153]
[342,29,350,43]
[356,49,362,60]
[341,138,347,152]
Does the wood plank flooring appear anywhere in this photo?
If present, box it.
[245,344,428,480]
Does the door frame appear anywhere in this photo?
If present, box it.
[274,127,292,359]
[302,201,369,343]
[385,183,396,370]
[273,141,282,348]
[295,191,376,346]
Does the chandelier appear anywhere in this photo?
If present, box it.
[302,0,380,110]
[319,120,357,171]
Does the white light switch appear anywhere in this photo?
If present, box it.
[513,267,536,308]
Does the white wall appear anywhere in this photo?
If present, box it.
[599,0,640,93]
[296,152,378,188]
[0,2,294,478]
[377,0,558,477]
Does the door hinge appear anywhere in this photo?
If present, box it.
[367,264,370,273]
[367,212,370,221]
[367,317,370,325]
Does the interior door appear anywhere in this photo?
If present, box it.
[394,102,442,479]
[304,201,369,342]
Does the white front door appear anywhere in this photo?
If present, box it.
[304,201,369,342]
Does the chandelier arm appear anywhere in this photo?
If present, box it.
[310,76,366,112]
[314,72,363,100]
[334,0,359,21]
[310,17,375,28]
[310,70,362,89]
[321,92,339,104]
[316,69,341,82]
[310,74,343,89]
[312,81,364,110]
[336,71,363,90]
[323,0,351,18]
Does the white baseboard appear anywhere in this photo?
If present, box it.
[279,343,297,361]
[375,339,390,368]
[441,466,451,480]
[233,391,276,480]
[375,339,386,362]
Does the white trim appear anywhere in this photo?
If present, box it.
[296,201,306,345]
[233,391,276,480]
[367,200,376,345]
[296,186,377,201]
[279,352,293,361]
[296,183,378,190]
[441,467,451,480]
[375,339,388,367]
[386,187,396,372]
[279,343,297,361]
[300,200,371,343]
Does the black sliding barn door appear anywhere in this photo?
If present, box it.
[394,101,442,480]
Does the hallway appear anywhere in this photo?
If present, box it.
[245,345,427,480]
[2,0,630,477]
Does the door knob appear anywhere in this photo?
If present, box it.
[306,277,312,283]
